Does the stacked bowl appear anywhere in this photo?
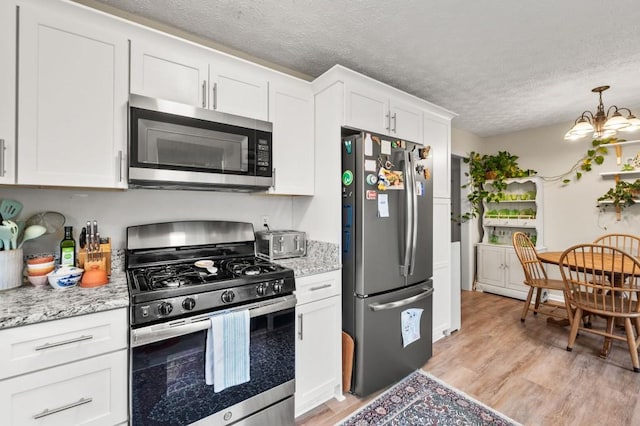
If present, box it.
[26,256,55,287]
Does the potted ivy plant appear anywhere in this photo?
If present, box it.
[460,151,536,221]
[597,179,640,213]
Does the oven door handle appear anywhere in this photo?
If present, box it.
[131,295,297,347]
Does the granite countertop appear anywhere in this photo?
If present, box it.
[0,273,129,330]
[275,240,341,277]
[0,242,340,330]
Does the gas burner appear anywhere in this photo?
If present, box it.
[243,265,261,276]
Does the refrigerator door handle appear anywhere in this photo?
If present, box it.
[408,151,419,275]
[401,150,413,276]
[368,287,433,311]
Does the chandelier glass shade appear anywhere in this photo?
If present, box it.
[564,86,640,140]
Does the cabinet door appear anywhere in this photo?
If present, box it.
[424,114,451,198]
[210,57,269,120]
[389,99,423,143]
[268,77,314,195]
[344,81,390,135]
[432,199,451,340]
[505,247,528,291]
[0,2,16,184]
[130,36,209,108]
[0,350,127,426]
[477,245,505,287]
[295,295,341,417]
[18,3,127,188]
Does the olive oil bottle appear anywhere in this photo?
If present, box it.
[60,226,76,266]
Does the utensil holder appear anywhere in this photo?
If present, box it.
[78,239,111,275]
[0,248,23,291]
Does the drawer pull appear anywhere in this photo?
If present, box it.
[310,283,332,291]
[298,313,303,340]
[33,397,93,419]
[35,334,93,351]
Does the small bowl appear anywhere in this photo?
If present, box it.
[27,275,49,287]
[47,266,84,289]
[27,256,55,265]
[28,265,55,276]
[27,261,55,273]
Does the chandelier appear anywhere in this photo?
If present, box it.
[564,85,640,140]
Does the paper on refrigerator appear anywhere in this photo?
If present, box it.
[401,308,423,347]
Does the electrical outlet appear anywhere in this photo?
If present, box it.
[261,215,269,227]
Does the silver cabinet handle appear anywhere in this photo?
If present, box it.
[117,150,123,182]
[392,112,397,132]
[33,397,93,419]
[212,82,218,110]
[35,334,93,351]
[369,287,433,311]
[310,283,331,291]
[202,80,207,108]
[385,112,391,131]
[298,313,303,340]
[0,139,5,177]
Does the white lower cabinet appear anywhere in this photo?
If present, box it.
[294,270,343,418]
[0,350,127,426]
[0,308,128,426]
[476,243,528,300]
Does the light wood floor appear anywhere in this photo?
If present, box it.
[296,290,640,426]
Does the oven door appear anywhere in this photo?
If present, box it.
[130,295,296,426]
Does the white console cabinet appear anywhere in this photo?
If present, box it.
[294,270,343,418]
[0,308,128,426]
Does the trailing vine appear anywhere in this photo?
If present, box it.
[541,137,617,184]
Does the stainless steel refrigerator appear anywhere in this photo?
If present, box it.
[341,130,433,397]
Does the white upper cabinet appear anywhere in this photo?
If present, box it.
[130,34,268,121]
[424,114,451,198]
[17,1,128,188]
[0,1,16,185]
[130,37,209,107]
[345,79,423,143]
[268,76,314,195]
[211,60,269,121]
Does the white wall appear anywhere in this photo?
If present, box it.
[1,187,294,253]
[482,121,640,251]
[452,126,484,157]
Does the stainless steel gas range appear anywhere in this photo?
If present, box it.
[125,220,296,426]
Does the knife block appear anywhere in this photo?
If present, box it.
[78,239,111,275]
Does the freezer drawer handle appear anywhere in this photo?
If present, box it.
[368,287,433,311]
[33,397,93,419]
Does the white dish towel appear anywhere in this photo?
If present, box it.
[205,310,250,392]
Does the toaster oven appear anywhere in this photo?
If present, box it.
[255,230,306,261]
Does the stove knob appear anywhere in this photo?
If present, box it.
[158,302,173,316]
[273,281,283,294]
[256,284,267,296]
[182,297,196,311]
[221,290,236,304]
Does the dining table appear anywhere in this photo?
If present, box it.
[537,249,640,358]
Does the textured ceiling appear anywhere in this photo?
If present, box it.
[89,0,640,137]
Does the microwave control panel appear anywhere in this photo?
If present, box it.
[256,138,271,175]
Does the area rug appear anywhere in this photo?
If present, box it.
[336,370,520,426]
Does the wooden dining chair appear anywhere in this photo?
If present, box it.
[593,233,640,256]
[512,232,571,323]
[559,244,640,372]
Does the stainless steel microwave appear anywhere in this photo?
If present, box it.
[128,94,273,191]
